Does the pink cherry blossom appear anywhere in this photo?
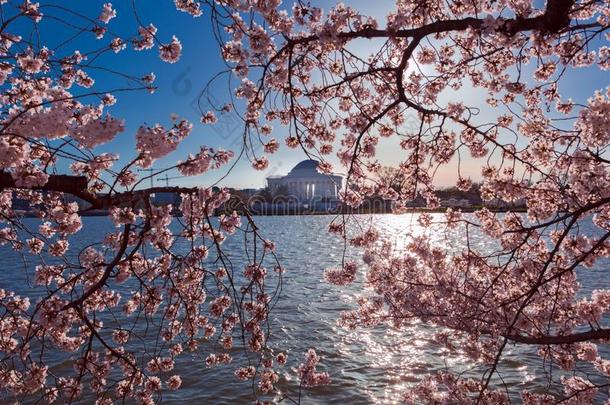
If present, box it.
[159,36,182,63]
[0,1,609,403]
[98,3,116,24]
[298,349,330,388]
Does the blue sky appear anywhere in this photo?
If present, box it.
[33,0,351,190]
[22,1,610,189]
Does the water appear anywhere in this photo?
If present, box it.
[0,214,608,404]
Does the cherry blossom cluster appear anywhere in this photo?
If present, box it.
[178,147,235,176]
[136,116,193,168]
[297,349,331,388]
[206,0,610,401]
[0,1,310,403]
[2,0,610,402]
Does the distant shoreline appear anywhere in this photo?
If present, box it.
[15,206,528,218]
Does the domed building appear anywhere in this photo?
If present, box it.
[266,160,342,203]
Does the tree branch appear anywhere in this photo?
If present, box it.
[0,172,203,210]
[506,328,610,345]
[289,0,578,49]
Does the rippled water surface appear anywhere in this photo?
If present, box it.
[1,214,608,404]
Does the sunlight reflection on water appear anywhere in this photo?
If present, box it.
[0,213,607,404]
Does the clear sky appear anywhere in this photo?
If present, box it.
[28,0,609,190]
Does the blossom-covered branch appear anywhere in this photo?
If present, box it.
[204,0,610,402]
